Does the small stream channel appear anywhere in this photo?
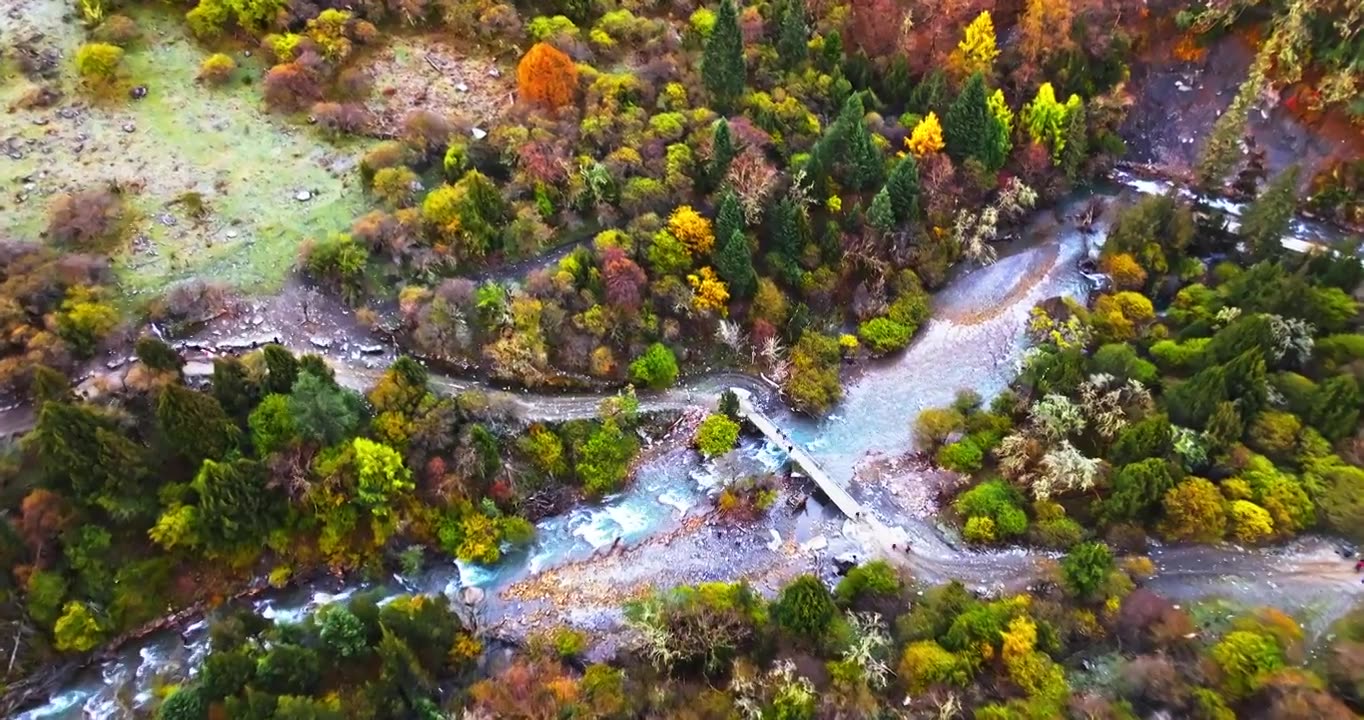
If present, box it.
[16,181,1357,719]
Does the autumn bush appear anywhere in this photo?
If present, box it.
[262,62,321,111]
[74,42,123,85]
[46,188,124,250]
[517,42,578,111]
[197,52,236,85]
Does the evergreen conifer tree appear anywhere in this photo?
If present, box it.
[156,384,240,468]
[840,93,884,190]
[715,189,745,247]
[1196,65,1264,190]
[770,197,804,275]
[777,0,807,68]
[944,72,992,165]
[1240,165,1300,260]
[885,155,920,223]
[868,188,896,233]
[1058,101,1087,181]
[709,119,736,187]
[715,228,757,297]
[702,0,745,113]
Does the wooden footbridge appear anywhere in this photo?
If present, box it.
[730,388,867,521]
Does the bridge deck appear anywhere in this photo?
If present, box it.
[733,391,866,521]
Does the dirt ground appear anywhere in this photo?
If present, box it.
[360,35,514,138]
[1123,27,1364,183]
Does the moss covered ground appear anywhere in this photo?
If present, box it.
[0,3,371,298]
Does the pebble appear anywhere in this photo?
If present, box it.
[488,68,500,78]
[32,117,49,126]
[58,107,78,119]
[455,82,469,92]
[226,230,239,239]
[121,122,136,133]
[295,190,311,201]
[470,127,487,140]
[130,85,148,100]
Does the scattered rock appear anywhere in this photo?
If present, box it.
[767,529,781,551]
[58,106,77,119]
[32,117,49,126]
[225,230,239,239]
[121,122,136,133]
[294,190,312,202]
[470,127,487,140]
[455,82,469,92]
[358,344,385,355]
[309,336,333,349]
[129,85,148,100]
[800,535,828,553]
[488,67,501,78]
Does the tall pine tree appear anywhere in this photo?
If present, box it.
[944,72,992,165]
[715,189,745,247]
[840,93,884,191]
[715,228,757,297]
[702,0,745,113]
[769,197,805,281]
[1058,101,1087,181]
[776,0,807,69]
[885,155,920,223]
[709,119,736,188]
[156,384,240,469]
[1240,165,1300,260]
[868,188,895,233]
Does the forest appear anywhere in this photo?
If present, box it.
[1,0,1363,716]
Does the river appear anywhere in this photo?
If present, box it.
[14,182,1364,718]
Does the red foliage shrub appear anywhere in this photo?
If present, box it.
[602,247,647,313]
[312,101,370,135]
[262,62,321,111]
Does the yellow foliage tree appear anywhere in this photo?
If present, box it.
[951,11,1000,78]
[687,266,730,315]
[1101,252,1148,291]
[905,112,946,156]
[668,205,715,254]
[1017,0,1073,81]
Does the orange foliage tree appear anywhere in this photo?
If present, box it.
[517,42,578,111]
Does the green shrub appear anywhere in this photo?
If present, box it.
[834,560,900,605]
[695,413,740,457]
[628,343,678,389]
[955,479,1027,541]
[857,317,912,355]
[1149,337,1209,372]
[773,575,837,641]
[1059,541,1113,600]
[936,438,983,473]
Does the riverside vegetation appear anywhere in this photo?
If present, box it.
[2,0,1364,716]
